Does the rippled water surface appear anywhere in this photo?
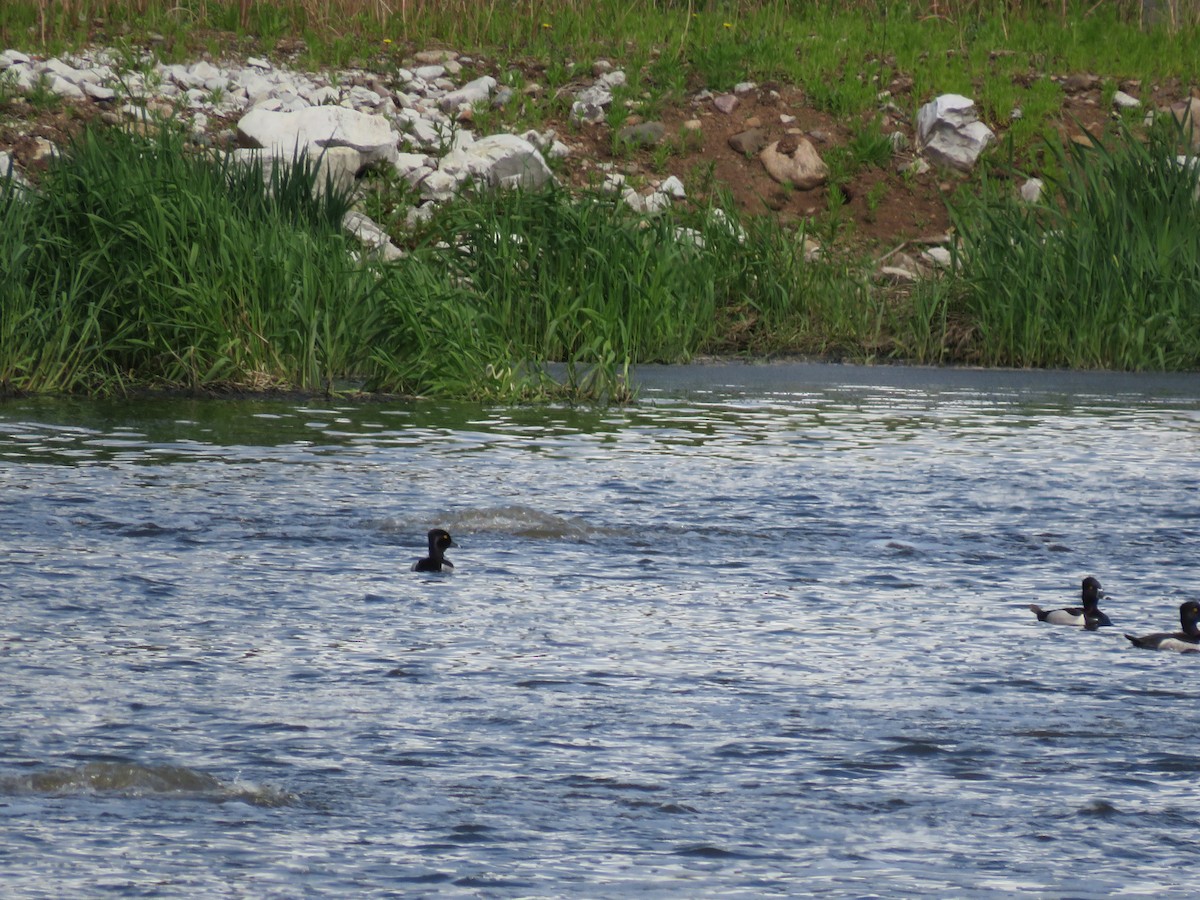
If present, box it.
[3,363,1199,897]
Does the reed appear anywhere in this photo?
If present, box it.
[0,124,888,399]
[947,120,1200,370]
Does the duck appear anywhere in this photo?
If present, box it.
[1124,601,1200,653]
[1028,576,1112,629]
[412,528,456,573]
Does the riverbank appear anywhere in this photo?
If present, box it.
[3,2,1200,399]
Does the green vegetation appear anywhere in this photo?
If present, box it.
[2,1,1200,399]
[0,125,880,399]
[942,121,1200,370]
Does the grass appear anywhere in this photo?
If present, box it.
[3,1,1200,399]
[942,119,1200,370]
[0,124,883,399]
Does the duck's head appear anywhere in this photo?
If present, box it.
[428,528,456,554]
[1081,576,1105,607]
[1179,600,1200,632]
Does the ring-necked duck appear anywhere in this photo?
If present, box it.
[413,528,456,573]
[1028,576,1112,629]
[1124,601,1200,652]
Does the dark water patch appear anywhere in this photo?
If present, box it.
[1146,753,1200,774]
[671,843,746,859]
[563,775,665,793]
[1075,799,1123,819]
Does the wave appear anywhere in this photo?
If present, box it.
[1,761,296,807]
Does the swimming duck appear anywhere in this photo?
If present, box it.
[413,528,456,573]
[1028,576,1112,629]
[1124,601,1200,653]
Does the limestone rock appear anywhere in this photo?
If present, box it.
[915,94,995,172]
[237,106,398,169]
[438,133,552,191]
[437,75,497,112]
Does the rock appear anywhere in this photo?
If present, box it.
[760,136,829,190]
[733,81,757,95]
[438,75,496,112]
[342,210,405,261]
[0,150,33,195]
[1062,73,1099,93]
[1171,97,1200,151]
[394,151,436,183]
[237,106,399,169]
[438,133,553,191]
[312,147,361,196]
[728,128,767,156]
[0,49,31,69]
[922,247,954,269]
[713,94,739,115]
[1112,90,1140,110]
[915,94,995,172]
[418,169,461,202]
[414,64,445,81]
[414,49,457,65]
[1019,177,1044,203]
[659,175,686,199]
[877,265,919,284]
[575,70,626,111]
[570,101,606,125]
[393,108,450,151]
[46,75,85,100]
[617,121,665,148]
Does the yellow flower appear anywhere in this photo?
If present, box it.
[723,22,732,28]
[541,22,551,29]
[383,38,392,45]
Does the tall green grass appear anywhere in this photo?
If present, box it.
[944,121,1200,369]
[0,125,884,399]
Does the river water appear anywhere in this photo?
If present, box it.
[2,362,1198,897]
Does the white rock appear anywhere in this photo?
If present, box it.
[394,151,435,182]
[438,133,552,191]
[922,247,954,269]
[237,105,399,169]
[41,58,86,84]
[916,94,995,172]
[1112,90,1141,110]
[47,75,85,99]
[437,75,497,112]
[82,81,116,102]
[0,49,31,69]
[306,85,339,106]
[600,173,627,193]
[189,60,223,85]
[347,85,383,109]
[1019,177,1044,203]
[419,169,462,202]
[414,65,445,81]
[659,175,686,199]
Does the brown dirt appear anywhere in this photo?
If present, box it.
[0,53,1179,259]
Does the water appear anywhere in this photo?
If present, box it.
[2,362,1198,897]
